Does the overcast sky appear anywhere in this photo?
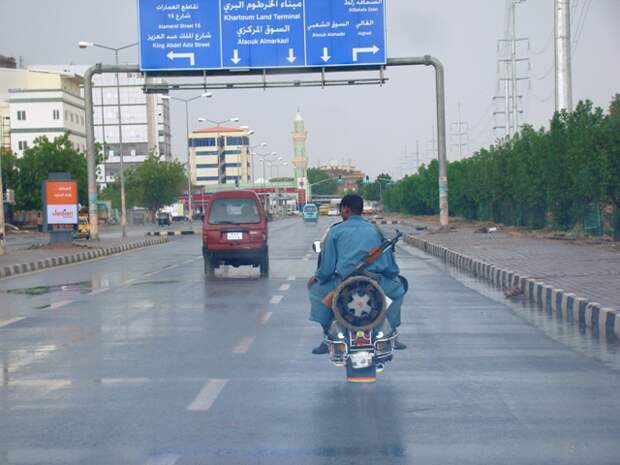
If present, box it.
[1,0,618,178]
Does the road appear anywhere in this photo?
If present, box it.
[0,217,619,465]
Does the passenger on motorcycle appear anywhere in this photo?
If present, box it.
[307,194,408,354]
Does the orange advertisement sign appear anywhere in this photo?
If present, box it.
[47,181,78,205]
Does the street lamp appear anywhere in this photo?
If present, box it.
[197,117,239,126]
[249,142,268,185]
[79,40,138,239]
[161,92,213,220]
[256,151,278,187]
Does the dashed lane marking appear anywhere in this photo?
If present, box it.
[143,454,180,465]
[50,300,72,310]
[187,379,228,411]
[0,317,26,329]
[259,311,272,325]
[270,295,283,304]
[89,288,110,296]
[279,283,291,292]
[232,336,256,354]
[287,276,296,281]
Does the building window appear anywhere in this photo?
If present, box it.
[196,163,220,169]
[80,115,84,126]
[190,137,217,148]
[226,136,248,146]
[17,110,26,121]
[70,112,74,123]
[52,109,60,120]
[65,110,69,120]
[18,140,28,150]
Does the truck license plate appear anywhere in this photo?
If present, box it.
[227,232,243,240]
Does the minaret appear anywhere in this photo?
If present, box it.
[292,109,310,203]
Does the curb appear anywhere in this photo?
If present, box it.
[404,234,620,339]
[0,237,168,280]
[146,230,197,237]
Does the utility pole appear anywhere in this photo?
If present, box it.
[0,118,6,255]
[554,0,573,112]
[450,103,469,160]
[494,1,528,138]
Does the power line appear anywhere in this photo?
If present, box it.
[573,0,592,53]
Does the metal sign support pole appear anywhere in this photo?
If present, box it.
[83,57,450,236]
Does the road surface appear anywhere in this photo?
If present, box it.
[0,217,618,465]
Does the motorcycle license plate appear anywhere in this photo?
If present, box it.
[350,351,373,369]
[227,232,243,240]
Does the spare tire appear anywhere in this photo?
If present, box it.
[331,275,387,331]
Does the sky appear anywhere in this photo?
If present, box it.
[1,0,618,178]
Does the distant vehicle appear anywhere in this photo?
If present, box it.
[202,190,269,279]
[172,215,190,222]
[319,204,330,216]
[302,203,319,222]
[328,198,341,216]
[157,211,172,226]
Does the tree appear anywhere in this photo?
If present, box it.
[15,134,87,210]
[604,94,620,240]
[0,148,18,191]
[126,156,186,215]
[307,167,338,196]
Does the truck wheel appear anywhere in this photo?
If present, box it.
[204,256,216,279]
[259,251,269,278]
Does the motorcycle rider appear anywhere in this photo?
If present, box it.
[307,194,408,354]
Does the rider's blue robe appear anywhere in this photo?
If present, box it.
[308,215,407,329]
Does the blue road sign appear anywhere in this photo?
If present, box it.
[138,0,386,71]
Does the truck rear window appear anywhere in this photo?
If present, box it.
[208,198,260,225]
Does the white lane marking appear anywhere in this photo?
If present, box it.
[89,288,110,296]
[270,295,283,304]
[50,300,72,310]
[259,311,272,325]
[187,379,228,411]
[279,283,291,292]
[167,264,179,270]
[287,276,296,281]
[123,278,138,286]
[0,317,26,329]
[196,255,203,259]
[232,336,256,354]
[302,257,309,261]
[143,454,180,465]
[182,259,194,265]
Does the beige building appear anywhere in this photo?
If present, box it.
[0,68,85,156]
[318,163,366,193]
[189,127,252,187]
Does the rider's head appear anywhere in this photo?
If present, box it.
[340,194,363,220]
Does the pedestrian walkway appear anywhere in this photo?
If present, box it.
[412,228,620,311]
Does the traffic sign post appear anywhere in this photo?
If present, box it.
[138,0,386,71]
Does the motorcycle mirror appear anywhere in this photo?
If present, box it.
[312,241,322,253]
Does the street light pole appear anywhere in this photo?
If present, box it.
[162,92,212,220]
[79,41,137,239]
[0,117,7,255]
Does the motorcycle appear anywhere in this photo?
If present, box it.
[313,231,403,383]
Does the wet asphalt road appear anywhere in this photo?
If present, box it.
[0,217,619,465]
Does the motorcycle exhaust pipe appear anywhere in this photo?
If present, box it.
[376,363,385,373]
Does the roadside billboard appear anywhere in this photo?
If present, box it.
[46,181,78,225]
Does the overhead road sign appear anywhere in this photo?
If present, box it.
[138,0,386,71]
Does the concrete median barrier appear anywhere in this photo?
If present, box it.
[0,237,168,280]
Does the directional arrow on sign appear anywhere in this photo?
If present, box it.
[352,45,380,62]
[166,51,196,66]
[286,48,297,63]
[321,47,331,63]
[231,49,241,64]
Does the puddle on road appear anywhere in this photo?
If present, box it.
[4,281,93,296]
[131,280,180,287]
